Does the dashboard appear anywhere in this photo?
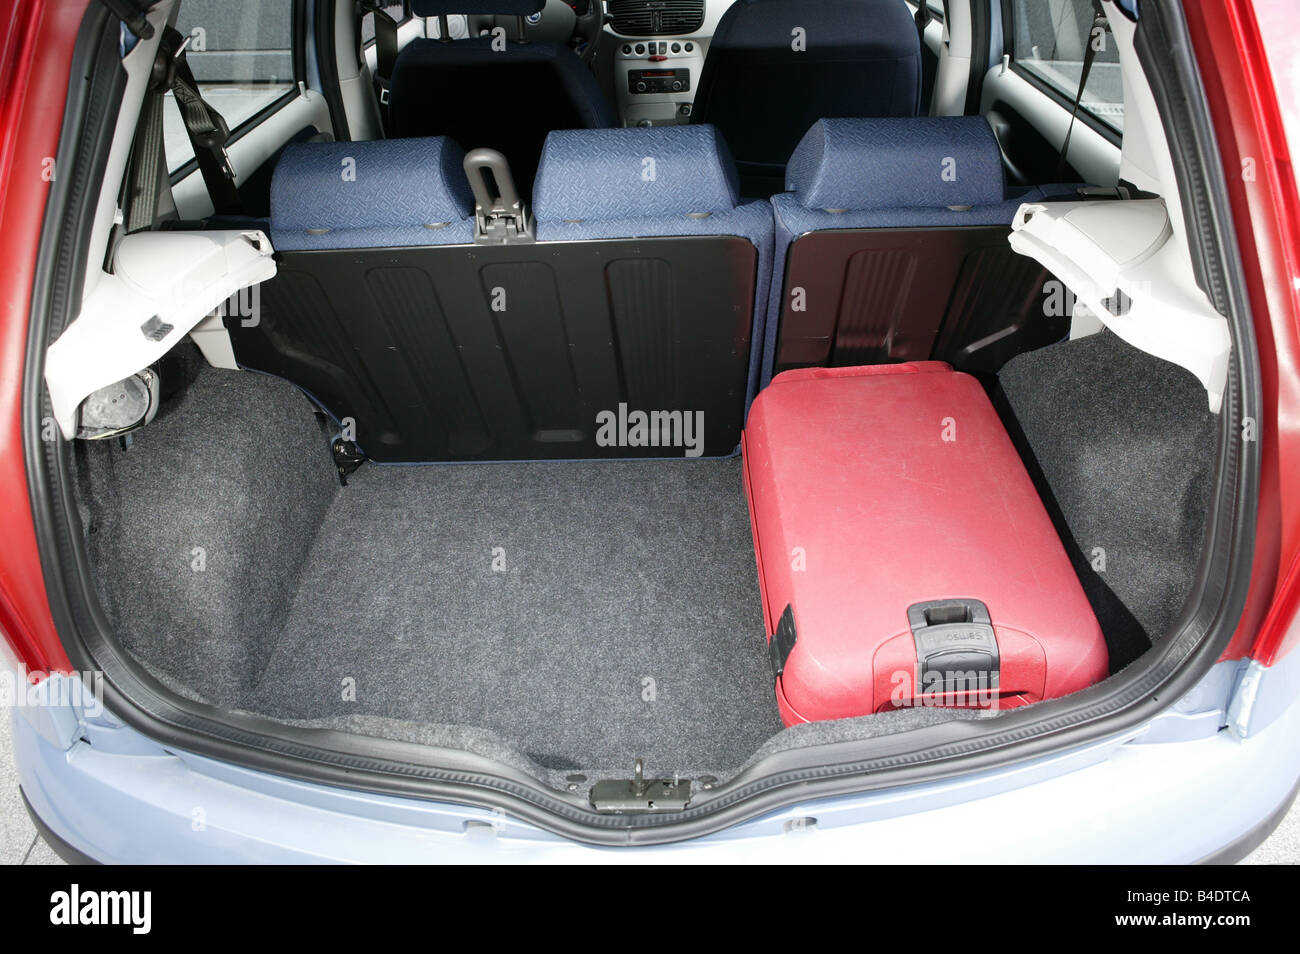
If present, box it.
[602,0,738,127]
[407,1,736,128]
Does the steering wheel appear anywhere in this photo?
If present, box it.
[487,0,604,63]
[567,1,604,62]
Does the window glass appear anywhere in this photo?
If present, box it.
[164,0,297,172]
[1009,0,1124,132]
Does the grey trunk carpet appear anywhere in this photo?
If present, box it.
[78,361,781,781]
[995,330,1218,670]
[243,460,782,775]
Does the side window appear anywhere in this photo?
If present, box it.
[361,2,411,45]
[164,0,298,173]
[1008,0,1124,133]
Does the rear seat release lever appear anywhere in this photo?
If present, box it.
[908,598,1001,698]
[463,148,536,245]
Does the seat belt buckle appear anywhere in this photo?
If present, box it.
[218,145,237,182]
[379,85,390,106]
[194,129,237,181]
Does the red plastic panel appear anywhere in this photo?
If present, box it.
[743,363,1108,724]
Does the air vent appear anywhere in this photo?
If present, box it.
[607,0,705,37]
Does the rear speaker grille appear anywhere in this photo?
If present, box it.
[608,0,705,36]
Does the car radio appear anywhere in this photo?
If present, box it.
[628,68,691,95]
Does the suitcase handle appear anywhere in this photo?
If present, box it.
[908,598,991,629]
[908,599,1000,697]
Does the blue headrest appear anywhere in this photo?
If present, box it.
[412,0,544,14]
[533,125,741,221]
[785,117,1007,211]
[270,138,473,250]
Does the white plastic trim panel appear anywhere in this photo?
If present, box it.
[1009,199,1231,413]
[907,0,971,117]
[45,231,277,438]
[189,313,240,370]
[1107,8,1191,256]
[82,2,174,304]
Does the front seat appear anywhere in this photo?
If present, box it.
[692,0,922,198]
[389,0,616,194]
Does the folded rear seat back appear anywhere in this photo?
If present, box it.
[743,363,1109,724]
[765,117,1073,385]
[533,124,775,411]
[269,136,476,249]
[226,128,771,462]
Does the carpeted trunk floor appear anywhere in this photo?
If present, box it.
[996,330,1218,670]
[242,459,782,775]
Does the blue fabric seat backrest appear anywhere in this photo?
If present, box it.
[390,1,616,198]
[269,137,474,250]
[692,0,922,198]
[763,117,1074,383]
[772,116,1042,250]
[534,124,775,405]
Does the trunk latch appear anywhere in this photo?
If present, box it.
[589,758,692,814]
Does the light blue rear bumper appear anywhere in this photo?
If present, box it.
[13,652,1300,863]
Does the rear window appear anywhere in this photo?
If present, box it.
[1007,0,1124,133]
[163,0,298,172]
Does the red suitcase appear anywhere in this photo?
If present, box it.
[742,363,1109,725]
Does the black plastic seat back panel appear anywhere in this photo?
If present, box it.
[774,226,1065,375]
[227,237,757,462]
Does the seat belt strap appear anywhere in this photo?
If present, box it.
[358,2,401,133]
[1055,4,1109,181]
[373,9,399,108]
[161,27,241,214]
[124,87,167,231]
